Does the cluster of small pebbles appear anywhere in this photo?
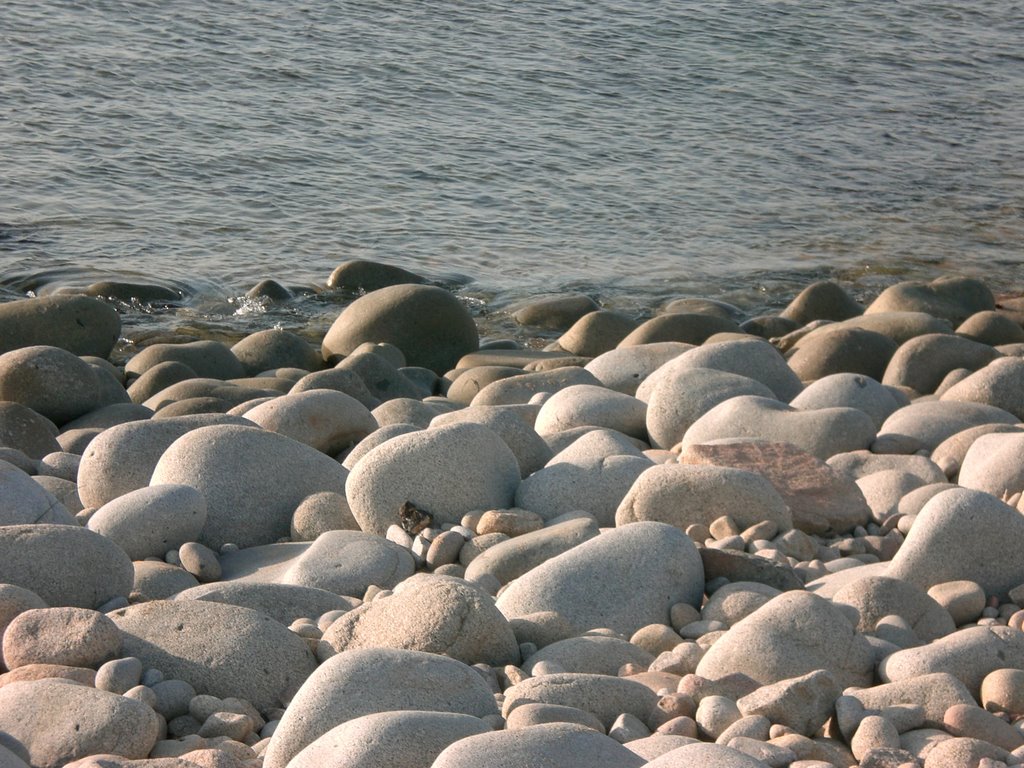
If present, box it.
[2,264,1024,767]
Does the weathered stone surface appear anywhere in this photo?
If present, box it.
[87,484,207,560]
[831,576,955,642]
[958,432,1024,498]
[496,522,704,637]
[320,574,519,666]
[430,406,552,478]
[523,635,654,676]
[887,488,1024,598]
[786,327,899,383]
[126,340,247,380]
[0,460,75,526]
[512,293,601,330]
[702,582,782,627]
[533,384,647,439]
[843,673,975,733]
[326,259,427,291]
[700,548,805,592]
[111,599,316,711]
[346,422,520,536]
[288,710,491,768]
[876,400,1018,451]
[643,367,776,450]
[77,413,254,508]
[281,530,415,596]
[173,582,355,626]
[584,342,692,396]
[618,314,741,347]
[0,295,121,358]
[696,591,874,689]
[471,366,601,406]
[866,276,995,324]
[0,346,104,426]
[0,678,160,768]
[0,402,60,460]
[0,524,132,609]
[736,670,841,737]
[263,648,499,768]
[464,515,600,586]
[432,722,646,768]
[2,607,121,670]
[790,373,904,430]
[243,389,377,454]
[502,673,659,730]
[322,284,478,374]
[683,396,876,460]
[230,329,321,375]
[150,424,348,549]
[879,625,1024,697]
[680,441,871,535]
[616,463,792,533]
[887,333,1004,396]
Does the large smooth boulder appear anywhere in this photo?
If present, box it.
[471,367,602,407]
[942,357,1024,419]
[887,488,1024,599]
[874,400,1018,452]
[346,422,520,536]
[431,722,646,768]
[430,406,552,478]
[790,373,905,430]
[263,648,499,768]
[0,525,132,609]
[502,674,659,730]
[0,295,120,358]
[326,259,427,292]
[0,402,60,460]
[865,276,995,325]
[696,591,874,689]
[0,346,103,426]
[496,522,704,637]
[231,329,321,375]
[110,599,316,711]
[643,367,776,450]
[584,342,692,395]
[464,515,600,586]
[958,432,1024,498]
[86,484,207,560]
[830,575,955,642]
[77,413,254,508]
[320,574,520,666]
[322,284,478,374]
[150,424,348,549]
[281,530,416,596]
[786,328,898,383]
[173,582,356,626]
[0,678,160,768]
[882,333,1001,395]
[0,460,75,526]
[243,389,377,455]
[125,340,246,380]
[615,463,792,533]
[288,710,491,768]
[682,396,877,460]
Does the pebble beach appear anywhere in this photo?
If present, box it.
[1,264,1024,767]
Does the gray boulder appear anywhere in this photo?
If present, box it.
[244,389,377,454]
[0,295,120,358]
[282,529,416,596]
[0,460,74,526]
[87,484,207,560]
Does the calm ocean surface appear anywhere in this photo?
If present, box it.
[2,1,1023,345]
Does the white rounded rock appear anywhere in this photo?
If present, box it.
[533,384,647,440]
[584,342,692,395]
[244,389,378,455]
[87,484,207,560]
[958,432,1024,498]
[790,373,904,430]
[346,422,521,536]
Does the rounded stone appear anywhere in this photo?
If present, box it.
[865,276,995,325]
[958,432,1024,498]
[887,488,1024,599]
[94,656,143,694]
[787,327,899,383]
[464,516,600,586]
[584,342,692,396]
[289,367,382,408]
[150,678,197,720]
[0,460,75,526]
[243,389,377,455]
[496,521,704,637]
[616,463,792,533]
[0,295,121,358]
[87,484,207,560]
[110,599,317,712]
[664,337,803,401]
[532,384,647,440]
[432,722,646,768]
[875,400,1018,452]
[0,346,102,426]
[957,310,1024,346]
[150,424,348,550]
[926,581,986,626]
[941,357,1024,420]
[320,574,520,667]
[781,281,864,325]
[831,576,955,642]
[326,259,427,292]
[125,340,247,380]
[556,310,639,357]
[682,395,877,460]
[290,491,360,540]
[131,560,200,602]
[0,678,160,768]
[643,367,776,450]
[700,582,781,628]
[471,366,601,407]
[980,668,1024,716]
[174,582,355,627]
[0,524,132,609]
[696,591,874,689]
[322,284,478,374]
[77,413,255,508]
[281,530,416,597]
[790,373,904,430]
[0,401,60,460]
[430,406,552,479]
[882,333,1001,395]
[2,607,121,670]
[262,648,500,768]
[178,541,222,583]
[288,709,491,768]
[502,673,659,730]
[618,314,741,347]
[523,635,654,676]
[231,329,321,376]
[345,422,520,536]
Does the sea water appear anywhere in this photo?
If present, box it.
[2,0,1022,345]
